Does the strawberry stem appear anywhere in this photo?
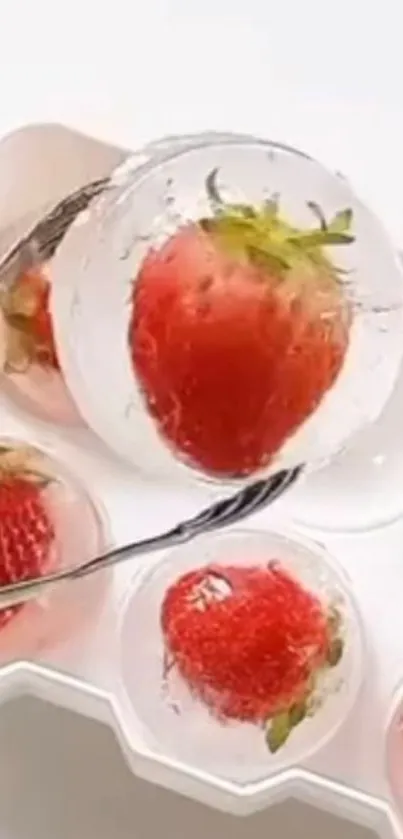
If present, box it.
[307,201,327,230]
[206,168,223,209]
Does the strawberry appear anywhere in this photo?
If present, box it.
[130,171,353,478]
[0,445,55,628]
[0,265,60,372]
[161,560,343,752]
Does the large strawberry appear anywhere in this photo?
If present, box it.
[0,265,60,373]
[0,445,55,628]
[130,171,353,478]
[161,560,344,752]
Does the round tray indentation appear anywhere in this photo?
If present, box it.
[0,436,111,662]
[118,528,365,787]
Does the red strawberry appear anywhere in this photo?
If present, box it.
[130,173,353,478]
[161,562,331,734]
[0,445,55,628]
[162,560,343,751]
[0,265,60,372]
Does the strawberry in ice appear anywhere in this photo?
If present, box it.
[0,444,55,628]
[130,170,353,478]
[161,559,344,751]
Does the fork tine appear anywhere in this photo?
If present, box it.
[0,177,109,285]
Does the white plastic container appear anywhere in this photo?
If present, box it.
[0,124,402,839]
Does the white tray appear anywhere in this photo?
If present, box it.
[0,123,402,839]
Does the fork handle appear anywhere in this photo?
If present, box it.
[0,466,302,610]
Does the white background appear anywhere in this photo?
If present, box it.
[0,0,402,242]
[0,1,401,835]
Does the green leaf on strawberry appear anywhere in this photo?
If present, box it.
[201,168,354,289]
[266,699,308,753]
[265,711,292,753]
[289,699,308,728]
[264,602,346,754]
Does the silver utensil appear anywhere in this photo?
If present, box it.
[0,466,302,609]
[0,177,109,289]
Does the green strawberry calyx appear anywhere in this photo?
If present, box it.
[265,604,345,754]
[201,168,355,285]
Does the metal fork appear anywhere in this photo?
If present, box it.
[0,466,303,609]
[0,177,109,288]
